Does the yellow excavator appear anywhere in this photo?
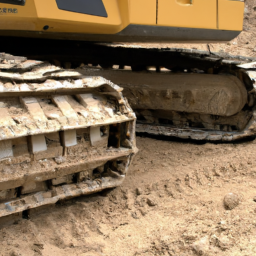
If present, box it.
[0,0,255,218]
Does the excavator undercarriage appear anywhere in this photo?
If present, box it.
[4,38,256,141]
[1,37,256,217]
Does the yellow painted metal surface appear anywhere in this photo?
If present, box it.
[116,0,130,28]
[0,0,245,36]
[0,0,37,30]
[0,0,126,34]
[218,0,244,31]
[157,0,217,29]
[34,0,124,34]
[129,0,156,25]
[0,0,156,34]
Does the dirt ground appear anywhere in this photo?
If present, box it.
[1,137,256,256]
[1,1,256,256]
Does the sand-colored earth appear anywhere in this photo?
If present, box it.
[1,137,256,256]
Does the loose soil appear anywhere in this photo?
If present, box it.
[1,1,256,256]
[1,137,256,256]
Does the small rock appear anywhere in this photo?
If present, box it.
[131,211,139,219]
[55,156,66,165]
[139,208,147,216]
[212,168,221,177]
[33,243,44,250]
[146,197,157,207]
[69,243,75,248]
[136,187,143,196]
[223,193,240,210]
[217,236,233,251]
[218,220,228,231]
[192,237,209,256]
[253,196,256,202]
[10,252,21,256]
[253,47,256,52]
[211,234,233,251]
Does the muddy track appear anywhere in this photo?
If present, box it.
[0,53,137,218]
[3,36,256,140]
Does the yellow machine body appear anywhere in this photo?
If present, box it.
[0,0,244,42]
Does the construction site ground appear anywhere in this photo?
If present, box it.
[1,1,256,255]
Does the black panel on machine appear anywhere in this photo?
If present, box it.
[56,0,108,17]
[0,0,25,6]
